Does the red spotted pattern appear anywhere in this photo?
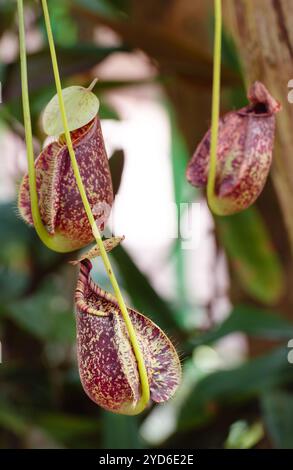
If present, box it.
[75,260,181,415]
[18,117,113,250]
[186,82,281,215]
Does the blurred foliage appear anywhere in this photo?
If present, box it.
[224,420,264,449]
[178,346,293,431]
[109,149,125,196]
[38,0,79,47]
[190,304,293,348]
[102,412,142,449]
[217,208,284,305]
[0,0,293,451]
[169,103,199,328]
[261,391,293,449]
[4,45,129,100]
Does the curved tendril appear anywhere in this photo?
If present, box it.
[17,0,72,253]
[207,0,222,215]
[41,0,150,413]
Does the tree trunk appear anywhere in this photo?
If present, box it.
[225,0,293,253]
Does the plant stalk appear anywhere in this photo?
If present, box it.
[207,0,222,214]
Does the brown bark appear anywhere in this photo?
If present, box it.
[225,0,293,253]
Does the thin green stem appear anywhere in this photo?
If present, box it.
[41,0,150,414]
[17,0,73,253]
[207,0,222,214]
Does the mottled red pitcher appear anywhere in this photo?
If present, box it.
[18,116,113,250]
[75,260,182,415]
[186,82,281,215]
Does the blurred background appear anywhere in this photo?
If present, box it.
[1,0,293,449]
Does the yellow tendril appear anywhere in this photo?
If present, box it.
[207,0,222,214]
[17,0,73,252]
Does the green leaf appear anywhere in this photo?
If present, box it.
[190,304,293,348]
[102,412,142,449]
[36,412,100,445]
[0,403,29,437]
[111,246,180,332]
[109,149,125,196]
[0,202,32,248]
[261,391,293,449]
[0,203,32,301]
[179,346,293,430]
[0,0,15,38]
[221,29,242,74]
[42,81,100,136]
[217,207,284,305]
[168,105,190,204]
[225,420,264,449]
[0,267,28,304]
[168,103,191,327]
[99,102,120,120]
[39,0,78,47]
[7,283,75,342]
